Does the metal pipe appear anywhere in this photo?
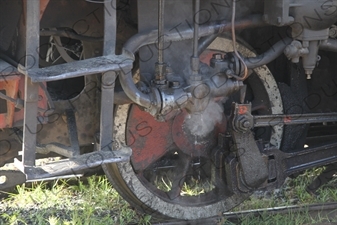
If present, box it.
[119,69,153,109]
[120,15,266,110]
[191,0,200,75]
[230,0,248,80]
[193,0,200,58]
[158,0,165,65]
[123,14,266,54]
[244,37,292,69]
[155,0,166,81]
[114,90,132,105]
[197,34,219,56]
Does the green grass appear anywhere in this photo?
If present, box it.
[0,176,151,225]
[1,167,337,224]
[233,167,337,225]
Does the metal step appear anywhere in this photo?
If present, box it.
[14,147,131,180]
[18,54,133,82]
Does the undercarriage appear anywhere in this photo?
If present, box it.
[0,0,337,220]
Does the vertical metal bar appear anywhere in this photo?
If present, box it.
[158,0,165,65]
[103,0,117,56]
[191,0,200,75]
[193,0,200,58]
[100,0,117,151]
[155,0,166,81]
[22,0,40,166]
[99,71,116,151]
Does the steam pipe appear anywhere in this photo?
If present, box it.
[244,37,293,69]
[120,15,267,110]
[118,69,153,109]
[198,34,219,56]
[123,14,266,54]
[115,36,337,109]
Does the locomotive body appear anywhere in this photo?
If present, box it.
[0,0,337,220]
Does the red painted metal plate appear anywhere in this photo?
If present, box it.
[127,105,174,171]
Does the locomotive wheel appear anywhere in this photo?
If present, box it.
[102,35,284,220]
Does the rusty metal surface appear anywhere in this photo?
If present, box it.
[0,75,20,128]
[126,105,172,171]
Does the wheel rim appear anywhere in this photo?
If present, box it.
[103,35,284,220]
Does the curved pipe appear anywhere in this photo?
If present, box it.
[121,15,267,110]
[118,70,153,109]
[119,37,337,108]
[124,14,266,55]
[244,37,293,69]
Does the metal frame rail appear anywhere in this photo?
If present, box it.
[14,0,132,180]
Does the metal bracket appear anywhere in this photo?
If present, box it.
[232,103,254,133]
[0,170,26,190]
[231,130,269,188]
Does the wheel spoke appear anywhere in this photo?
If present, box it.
[167,155,191,200]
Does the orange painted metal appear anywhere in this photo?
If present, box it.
[22,0,50,20]
[0,75,48,129]
[0,75,20,128]
[40,0,50,20]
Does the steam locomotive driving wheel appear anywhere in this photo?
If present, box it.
[103,36,284,220]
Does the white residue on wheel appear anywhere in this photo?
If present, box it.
[184,100,224,137]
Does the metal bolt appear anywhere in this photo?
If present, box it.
[29,94,38,101]
[243,121,251,128]
[225,69,233,76]
[102,72,116,86]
